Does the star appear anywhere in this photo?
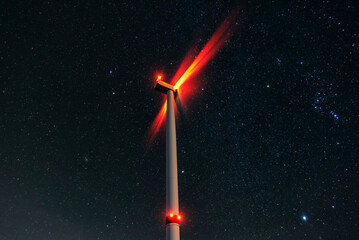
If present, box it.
[2,1,357,239]
[330,111,339,120]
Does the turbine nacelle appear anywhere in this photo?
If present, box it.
[155,80,177,95]
[154,77,185,120]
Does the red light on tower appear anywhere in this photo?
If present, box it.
[166,213,181,224]
[157,75,162,80]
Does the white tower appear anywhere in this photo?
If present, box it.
[155,79,181,240]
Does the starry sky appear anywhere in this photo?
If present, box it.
[1,1,359,239]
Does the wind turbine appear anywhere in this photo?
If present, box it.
[150,6,241,240]
[155,76,182,240]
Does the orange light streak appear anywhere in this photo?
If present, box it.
[146,100,167,148]
[173,8,240,90]
[147,6,241,146]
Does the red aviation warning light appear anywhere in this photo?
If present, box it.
[166,213,182,224]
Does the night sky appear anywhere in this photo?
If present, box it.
[1,1,359,239]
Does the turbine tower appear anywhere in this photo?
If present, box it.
[155,78,181,240]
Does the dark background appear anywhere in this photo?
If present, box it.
[1,0,358,239]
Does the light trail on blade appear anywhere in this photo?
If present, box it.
[147,7,241,146]
[146,100,167,148]
[172,9,240,90]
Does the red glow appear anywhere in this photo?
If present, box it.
[147,6,241,146]
[146,100,167,148]
[173,8,240,90]
[166,213,182,224]
[170,48,196,86]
